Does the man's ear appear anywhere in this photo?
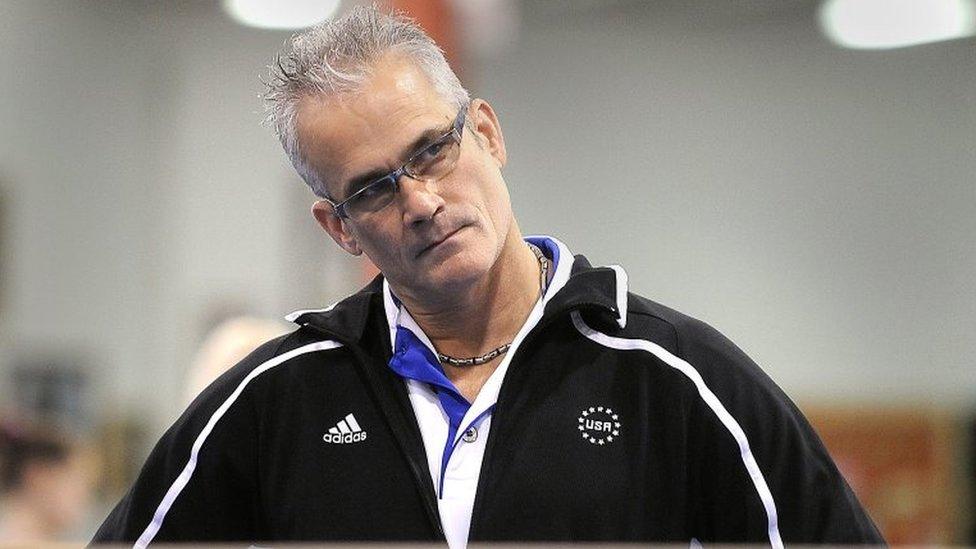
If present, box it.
[312,200,363,256]
[470,98,507,168]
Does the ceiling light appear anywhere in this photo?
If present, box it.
[223,0,342,30]
[819,0,976,49]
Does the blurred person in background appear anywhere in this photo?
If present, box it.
[0,418,98,542]
[184,316,291,404]
[93,6,882,547]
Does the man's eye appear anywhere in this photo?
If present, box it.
[358,183,388,201]
[410,140,451,175]
[418,141,446,161]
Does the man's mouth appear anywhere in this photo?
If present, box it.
[417,225,466,257]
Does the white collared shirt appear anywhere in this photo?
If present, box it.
[381,236,572,548]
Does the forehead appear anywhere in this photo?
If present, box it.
[295,55,456,196]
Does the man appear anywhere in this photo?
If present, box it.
[94,6,882,548]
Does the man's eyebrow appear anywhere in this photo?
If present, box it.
[341,123,451,197]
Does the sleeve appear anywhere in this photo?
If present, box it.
[678,318,884,545]
[90,338,285,545]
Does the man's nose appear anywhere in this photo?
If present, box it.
[397,176,446,224]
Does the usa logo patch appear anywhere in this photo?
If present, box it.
[577,406,620,445]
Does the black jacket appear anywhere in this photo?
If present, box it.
[93,253,882,546]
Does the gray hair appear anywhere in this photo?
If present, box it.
[263,5,470,199]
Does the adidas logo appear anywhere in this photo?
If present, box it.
[322,413,367,444]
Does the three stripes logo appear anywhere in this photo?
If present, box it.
[322,413,367,444]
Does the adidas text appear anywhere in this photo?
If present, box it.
[323,431,367,444]
[323,413,367,444]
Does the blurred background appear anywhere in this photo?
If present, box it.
[0,0,973,543]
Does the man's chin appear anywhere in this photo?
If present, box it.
[425,262,483,291]
[414,254,491,295]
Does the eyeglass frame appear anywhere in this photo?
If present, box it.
[324,103,469,219]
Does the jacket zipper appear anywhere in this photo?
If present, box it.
[467,303,610,538]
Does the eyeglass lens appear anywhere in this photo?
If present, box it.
[344,131,461,217]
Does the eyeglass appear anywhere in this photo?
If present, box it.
[327,104,468,219]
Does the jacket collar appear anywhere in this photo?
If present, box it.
[285,276,383,343]
[286,235,629,342]
[544,255,629,331]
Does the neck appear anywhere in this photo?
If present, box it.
[392,230,542,361]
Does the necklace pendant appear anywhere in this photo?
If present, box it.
[437,342,512,367]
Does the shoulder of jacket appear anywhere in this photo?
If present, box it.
[615,293,761,378]
[612,293,694,354]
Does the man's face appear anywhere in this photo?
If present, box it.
[302,54,513,299]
